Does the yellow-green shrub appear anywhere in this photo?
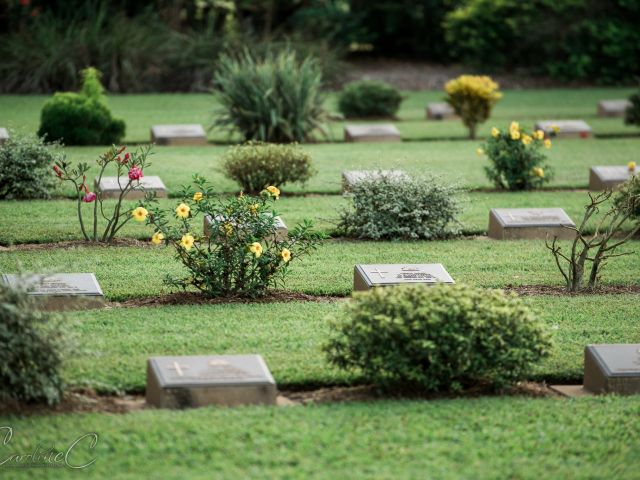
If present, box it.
[445,75,501,139]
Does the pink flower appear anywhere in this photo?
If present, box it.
[124,153,130,161]
[82,192,97,203]
[128,166,143,181]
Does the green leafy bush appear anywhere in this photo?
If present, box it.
[324,284,552,391]
[0,131,63,200]
[445,75,501,139]
[615,173,640,220]
[212,49,327,143]
[481,122,553,190]
[625,91,640,127]
[337,81,403,118]
[38,67,125,145]
[338,172,462,240]
[0,278,70,405]
[222,142,315,194]
[144,176,323,298]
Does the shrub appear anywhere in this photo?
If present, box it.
[38,67,126,146]
[0,131,63,200]
[625,91,640,127]
[481,122,553,190]
[0,278,69,405]
[144,176,323,298]
[324,284,552,392]
[338,172,462,240]
[54,145,154,243]
[212,49,327,143]
[615,170,640,220]
[337,81,403,118]
[445,75,501,139]
[222,142,315,194]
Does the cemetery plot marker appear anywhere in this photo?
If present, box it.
[95,175,168,199]
[0,128,8,145]
[344,124,401,143]
[354,264,455,291]
[203,214,288,242]
[534,120,592,139]
[146,354,277,408]
[488,208,576,240]
[597,100,631,118]
[589,166,637,191]
[426,102,456,120]
[150,124,207,146]
[342,170,408,193]
[1,273,105,311]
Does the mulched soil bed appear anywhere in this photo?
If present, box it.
[504,284,640,296]
[0,238,152,251]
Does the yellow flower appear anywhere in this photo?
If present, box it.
[534,130,545,140]
[544,139,552,149]
[151,231,164,245]
[522,134,532,145]
[491,127,500,137]
[509,121,520,133]
[266,185,280,199]
[281,248,291,262]
[132,206,148,222]
[249,242,263,258]
[532,167,545,178]
[176,203,190,218]
[193,192,203,202]
[551,124,560,133]
[180,234,195,250]
[222,223,233,237]
[628,161,636,172]
[249,203,259,215]
[476,147,484,156]
[510,130,521,140]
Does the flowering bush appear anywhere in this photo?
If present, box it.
[144,176,323,298]
[444,75,502,139]
[54,145,154,243]
[480,122,553,190]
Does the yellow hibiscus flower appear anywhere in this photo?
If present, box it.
[628,161,637,172]
[131,206,148,222]
[532,167,545,178]
[266,185,280,199]
[509,121,520,132]
[476,147,484,156]
[281,248,291,262]
[193,192,203,202]
[491,127,500,137]
[151,231,164,245]
[180,234,195,250]
[249,242,263,258]
[176,203,190,218]
[534,130,545,140]
[510,130,521,141]
[544,139,552,149]
[551,124,560,133]
[522,135,532,145]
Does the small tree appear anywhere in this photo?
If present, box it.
[445,75,502,139]
[546,179,640,292]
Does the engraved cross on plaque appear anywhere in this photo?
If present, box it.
[370,268,388,279]
[168,361,188,377]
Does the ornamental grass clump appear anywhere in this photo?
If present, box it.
[143,176,323,298]
[54,145,155,243]
[338,80,403,118]
[324,284,552,392]
[481,122,553,190]
[444,75,502,139]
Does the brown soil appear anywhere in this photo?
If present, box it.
[503,284,640,296]
[0,238,152,251]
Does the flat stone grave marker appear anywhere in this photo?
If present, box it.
[204,213,288,242]
[146,354,277,408]
[552,344,640,397]
[488,208,576,240]
[344,124,401,143]
[150,124,207,146]
[354,264,455,291]
[1,273,104,311]
[426,102,456,120]
[342,170,408,193]
[95,175,167,199]
[597,99,631,118]
[0,128,9,145]
[589,166,637,191]
[534,120,592,139]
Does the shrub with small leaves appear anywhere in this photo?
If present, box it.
[338,80,403,118]
[324,284,552,392]
[445,75,502,139]
[0,278,71,405]
[625,91,640,128]
[481,122,553,190]
[338,172,463,240]
[0,131,63,199]
[222,142,315,194]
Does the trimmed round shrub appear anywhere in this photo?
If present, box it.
[0,279,69,405]
[625,91,640,128]
[444,75,501,139]
[0,131,63,199]
[338,172,462,240]
[222,142,315,194]
[324,284,552,392]
[38,68,125,146]
[212,49,326,143]
[338,81,403,118]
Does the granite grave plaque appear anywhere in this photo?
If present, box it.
[146,354,277,408]
[354,264,455,291]
[203,213,288,242]
[95,175,168,199]
[344,124,401,143]
[150,124,207,146]
[597,100,631,118]
[1,273,105,311]
[589,166,637,191]
[341,170,408,193]
[534,120,592,139]
[426,102,456,120]
[488,208,576,240]
[0,128,8,145]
